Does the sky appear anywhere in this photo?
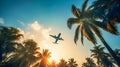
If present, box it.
[0,0,120,66]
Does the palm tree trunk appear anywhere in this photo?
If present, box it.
[0,50,3,62]
[100,38,120,66]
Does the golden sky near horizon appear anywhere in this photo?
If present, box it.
[19,21,95,66]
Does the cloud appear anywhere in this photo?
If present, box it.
[29,21,42,31]
[20,21,53,49]
[0,18,4,24]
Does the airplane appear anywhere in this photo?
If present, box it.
[49,33,64,44]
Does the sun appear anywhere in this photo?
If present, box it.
[48,57,54,63]
[48,54,59,63]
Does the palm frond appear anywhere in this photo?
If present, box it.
[67,18,80,29]
[92,20,119,35]
[80,24,84,45]
[74,25,80,44]
[106,21,119,35]
[92,20,105,29]
[100,47,105,51]
[91,53,96,57]
[87,3,95,11]
[82,0,88,13]
[72,5,81,17]
[92,7,105,19]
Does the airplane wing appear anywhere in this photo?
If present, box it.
[49,35,56,38]
[55,39,59,43]
[59,38,64,40]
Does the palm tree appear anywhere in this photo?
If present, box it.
[68,58,78,67]
[90,45,113,67]
[82,57,96,67]
[90,45,105,66]
[57,59,68,67]
[0,26,23,62]
[89,0,120,36]
[21,39,41,67]
[2,39,41,67]
[89,0,120,24]
[67,0,120,66]
[39,49,51,67]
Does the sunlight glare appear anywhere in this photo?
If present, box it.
[48,53,59,63]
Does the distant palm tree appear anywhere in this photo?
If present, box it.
[82,57,96,67]
[39,49,51,67]
[0,26,23,62]
[21,39,41,67]
[90,45,112,67]
[67,0,120,66]
[68,58,78,67]
[57,59,68,67]
[90,45,106,66]
[2,39,41,67]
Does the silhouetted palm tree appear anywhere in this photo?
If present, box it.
[90,45,107,66]
[68,58,78,67]
[89,0,120,24]
[90,45,113,67]
[89,0,120,36]
[2,39,41,67]
[82,57,96,67]
[67,0,120,66]
[39,49,51,67]
[57,59,68,67]
[0,26,23,63]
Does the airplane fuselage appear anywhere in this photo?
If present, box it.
[56,33,61,39]
[49,33,63,44]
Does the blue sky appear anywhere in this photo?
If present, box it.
[0,0,92,27]
[0,0,120,66]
